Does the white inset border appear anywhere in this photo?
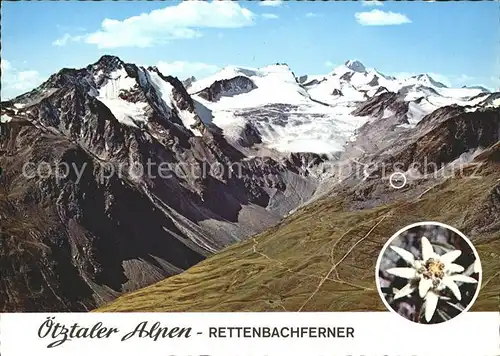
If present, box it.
[375,221,483,325]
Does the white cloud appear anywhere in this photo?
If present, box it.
[1,60,45,100]
[305,12,321,18]
[16,70,41,84]
[444,74,495,89]
[57,1,255,49]
[426,73,477,87]
[156,60,219,79]
[262,13,279,20]
[452,74,475,84]
[355,9,411,26]
[436,73,497,90]
[362,1,384,6]
[1,59,12,72]
[324,61,334,67]
[52,33,81,46]
[53,34,70,46]
[259,0,283,7]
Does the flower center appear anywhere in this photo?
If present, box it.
[423,258,445,281]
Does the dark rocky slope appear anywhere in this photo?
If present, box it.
[195,76,257,102]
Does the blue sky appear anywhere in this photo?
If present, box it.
[1,0,499,99]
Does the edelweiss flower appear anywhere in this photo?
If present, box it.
[386,236,478,323]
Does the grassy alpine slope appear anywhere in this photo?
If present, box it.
[97,154,500,313]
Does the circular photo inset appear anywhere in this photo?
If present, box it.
[376,222,482,324]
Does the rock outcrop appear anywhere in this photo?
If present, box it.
[196,76,257,102]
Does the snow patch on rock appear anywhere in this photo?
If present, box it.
[96,68,148,128]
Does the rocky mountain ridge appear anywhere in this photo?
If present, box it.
[0,55,321,311]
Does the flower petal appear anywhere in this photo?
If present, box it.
[447,263,465,274]
[451,274,478,284]
[424,291,439,322]
[473,259,482,274]
[394,283,416,300]
[414,260,423,269]
[441,276,462,300]
[421,236,434,261]
[418,278,432,298]
[440,250,462,265]
[386,267,417,280]
[390,245,415,265]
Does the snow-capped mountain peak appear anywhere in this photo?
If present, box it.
[93,65,149,128]
[7,55,209,136]
[91,55,125,74]
[4,55,496,158]
[188,63,308,106]
[182,76,197,89]
[344,60,366,73]
[409,73,447,89]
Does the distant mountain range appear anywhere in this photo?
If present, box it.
[1,55,498,312]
